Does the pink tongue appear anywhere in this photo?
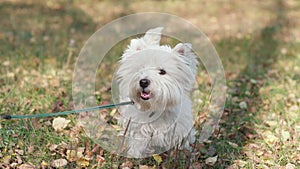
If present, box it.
[141,92,150,99]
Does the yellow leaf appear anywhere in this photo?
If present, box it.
[263,131,278,146]
[3,155,11,164]
[3,61,10,66]
[41,161,48,166]
[110,108,117,116]
[77,157,89,167]
[152,154,162,165]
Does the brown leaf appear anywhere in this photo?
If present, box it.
[96,155,106,163]
[189,162,202,169]
[27,146,35,153]
[92,144,100,153]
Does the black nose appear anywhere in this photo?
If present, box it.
[139,79,150,88]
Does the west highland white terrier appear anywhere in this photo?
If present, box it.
[116,27,198,157]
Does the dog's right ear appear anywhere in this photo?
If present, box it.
[143,27,163,46]
[126,27,163,53]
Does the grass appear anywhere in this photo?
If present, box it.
[1,0,300,168]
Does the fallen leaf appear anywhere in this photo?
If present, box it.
[52,158,68,168]
[227,141,238,148]
[121,161,133,168]
[3,155,11,164]
[66,150,78,161]
[49,144,58,151]
[52,117,70,131]
[263,131,278,146]
[234,159,247,167]
[205,155,218,166]
[19,163,35,169]
[16,155,22,164]
[285,163,295,169]
[10,163,18,168]
[3,61,10,66]
[27,146,35,153]
[139,165,153,169]
[152,154,162,165]
[264,120,277,127]
[255,149,264,156]
[59,141,68,149]
[91,144,100,153]
[41,161,48,167]
[96,155,106,163]
[281,130,290,142]
[15,149,24,155]
[110,108,117,116]
[189,162,202,169]
[239,101,248,109]
[250,79,257,84]
[77,157,89,167]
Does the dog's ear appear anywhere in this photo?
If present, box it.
[173,43,193,56]
[124,27,164,55]
[173,43,199,73]
[143,27,163,46]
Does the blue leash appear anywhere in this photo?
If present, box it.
[1,101,133,120]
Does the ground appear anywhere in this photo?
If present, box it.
[0,0,299,168]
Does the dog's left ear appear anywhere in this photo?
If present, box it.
[173,43,199,72]
[173,43,193,56]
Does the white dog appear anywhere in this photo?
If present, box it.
[116,27,198,158]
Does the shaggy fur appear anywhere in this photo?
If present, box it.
[116,27,198,158]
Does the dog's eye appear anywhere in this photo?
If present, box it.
[159,69,166,75]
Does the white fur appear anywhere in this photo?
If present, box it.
[116,27,198,158]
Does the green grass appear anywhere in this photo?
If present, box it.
[1,0,300,168]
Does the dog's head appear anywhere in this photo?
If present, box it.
[117,27,198,111]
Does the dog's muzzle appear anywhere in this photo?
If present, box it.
[139,79,151,100]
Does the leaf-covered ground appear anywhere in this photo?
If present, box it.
[0,0,299,168]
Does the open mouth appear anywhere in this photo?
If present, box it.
[140,91,151,100]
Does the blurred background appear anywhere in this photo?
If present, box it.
[0,0,299,168]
